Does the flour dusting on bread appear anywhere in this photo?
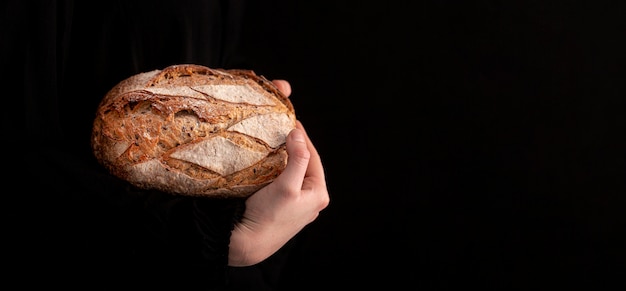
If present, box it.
[91,64,296,198]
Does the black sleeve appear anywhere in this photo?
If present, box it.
[125,190,246,290]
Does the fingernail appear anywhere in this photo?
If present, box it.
[292,129,305,143]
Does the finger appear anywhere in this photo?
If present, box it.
[296,121,325,181]
[274,127,310,192]
[272,79,292,97]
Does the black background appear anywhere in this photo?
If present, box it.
[3,1,626,289]
[240,1,626,289]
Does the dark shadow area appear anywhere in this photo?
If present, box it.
[2,1,625,290]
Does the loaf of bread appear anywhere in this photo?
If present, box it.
[91,64,296,198]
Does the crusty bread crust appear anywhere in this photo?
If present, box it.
[91,64,296,198]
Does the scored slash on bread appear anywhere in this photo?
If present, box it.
[91,64,296,198]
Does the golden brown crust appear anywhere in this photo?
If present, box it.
[91,64,296,198]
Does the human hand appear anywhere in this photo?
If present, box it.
[228,80,330,266]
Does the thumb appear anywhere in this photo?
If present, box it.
[274,128,310,191]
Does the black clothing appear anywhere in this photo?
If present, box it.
[2,1,293,290]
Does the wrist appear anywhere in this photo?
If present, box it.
[228,224,254,266]
[229,222,277,267]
